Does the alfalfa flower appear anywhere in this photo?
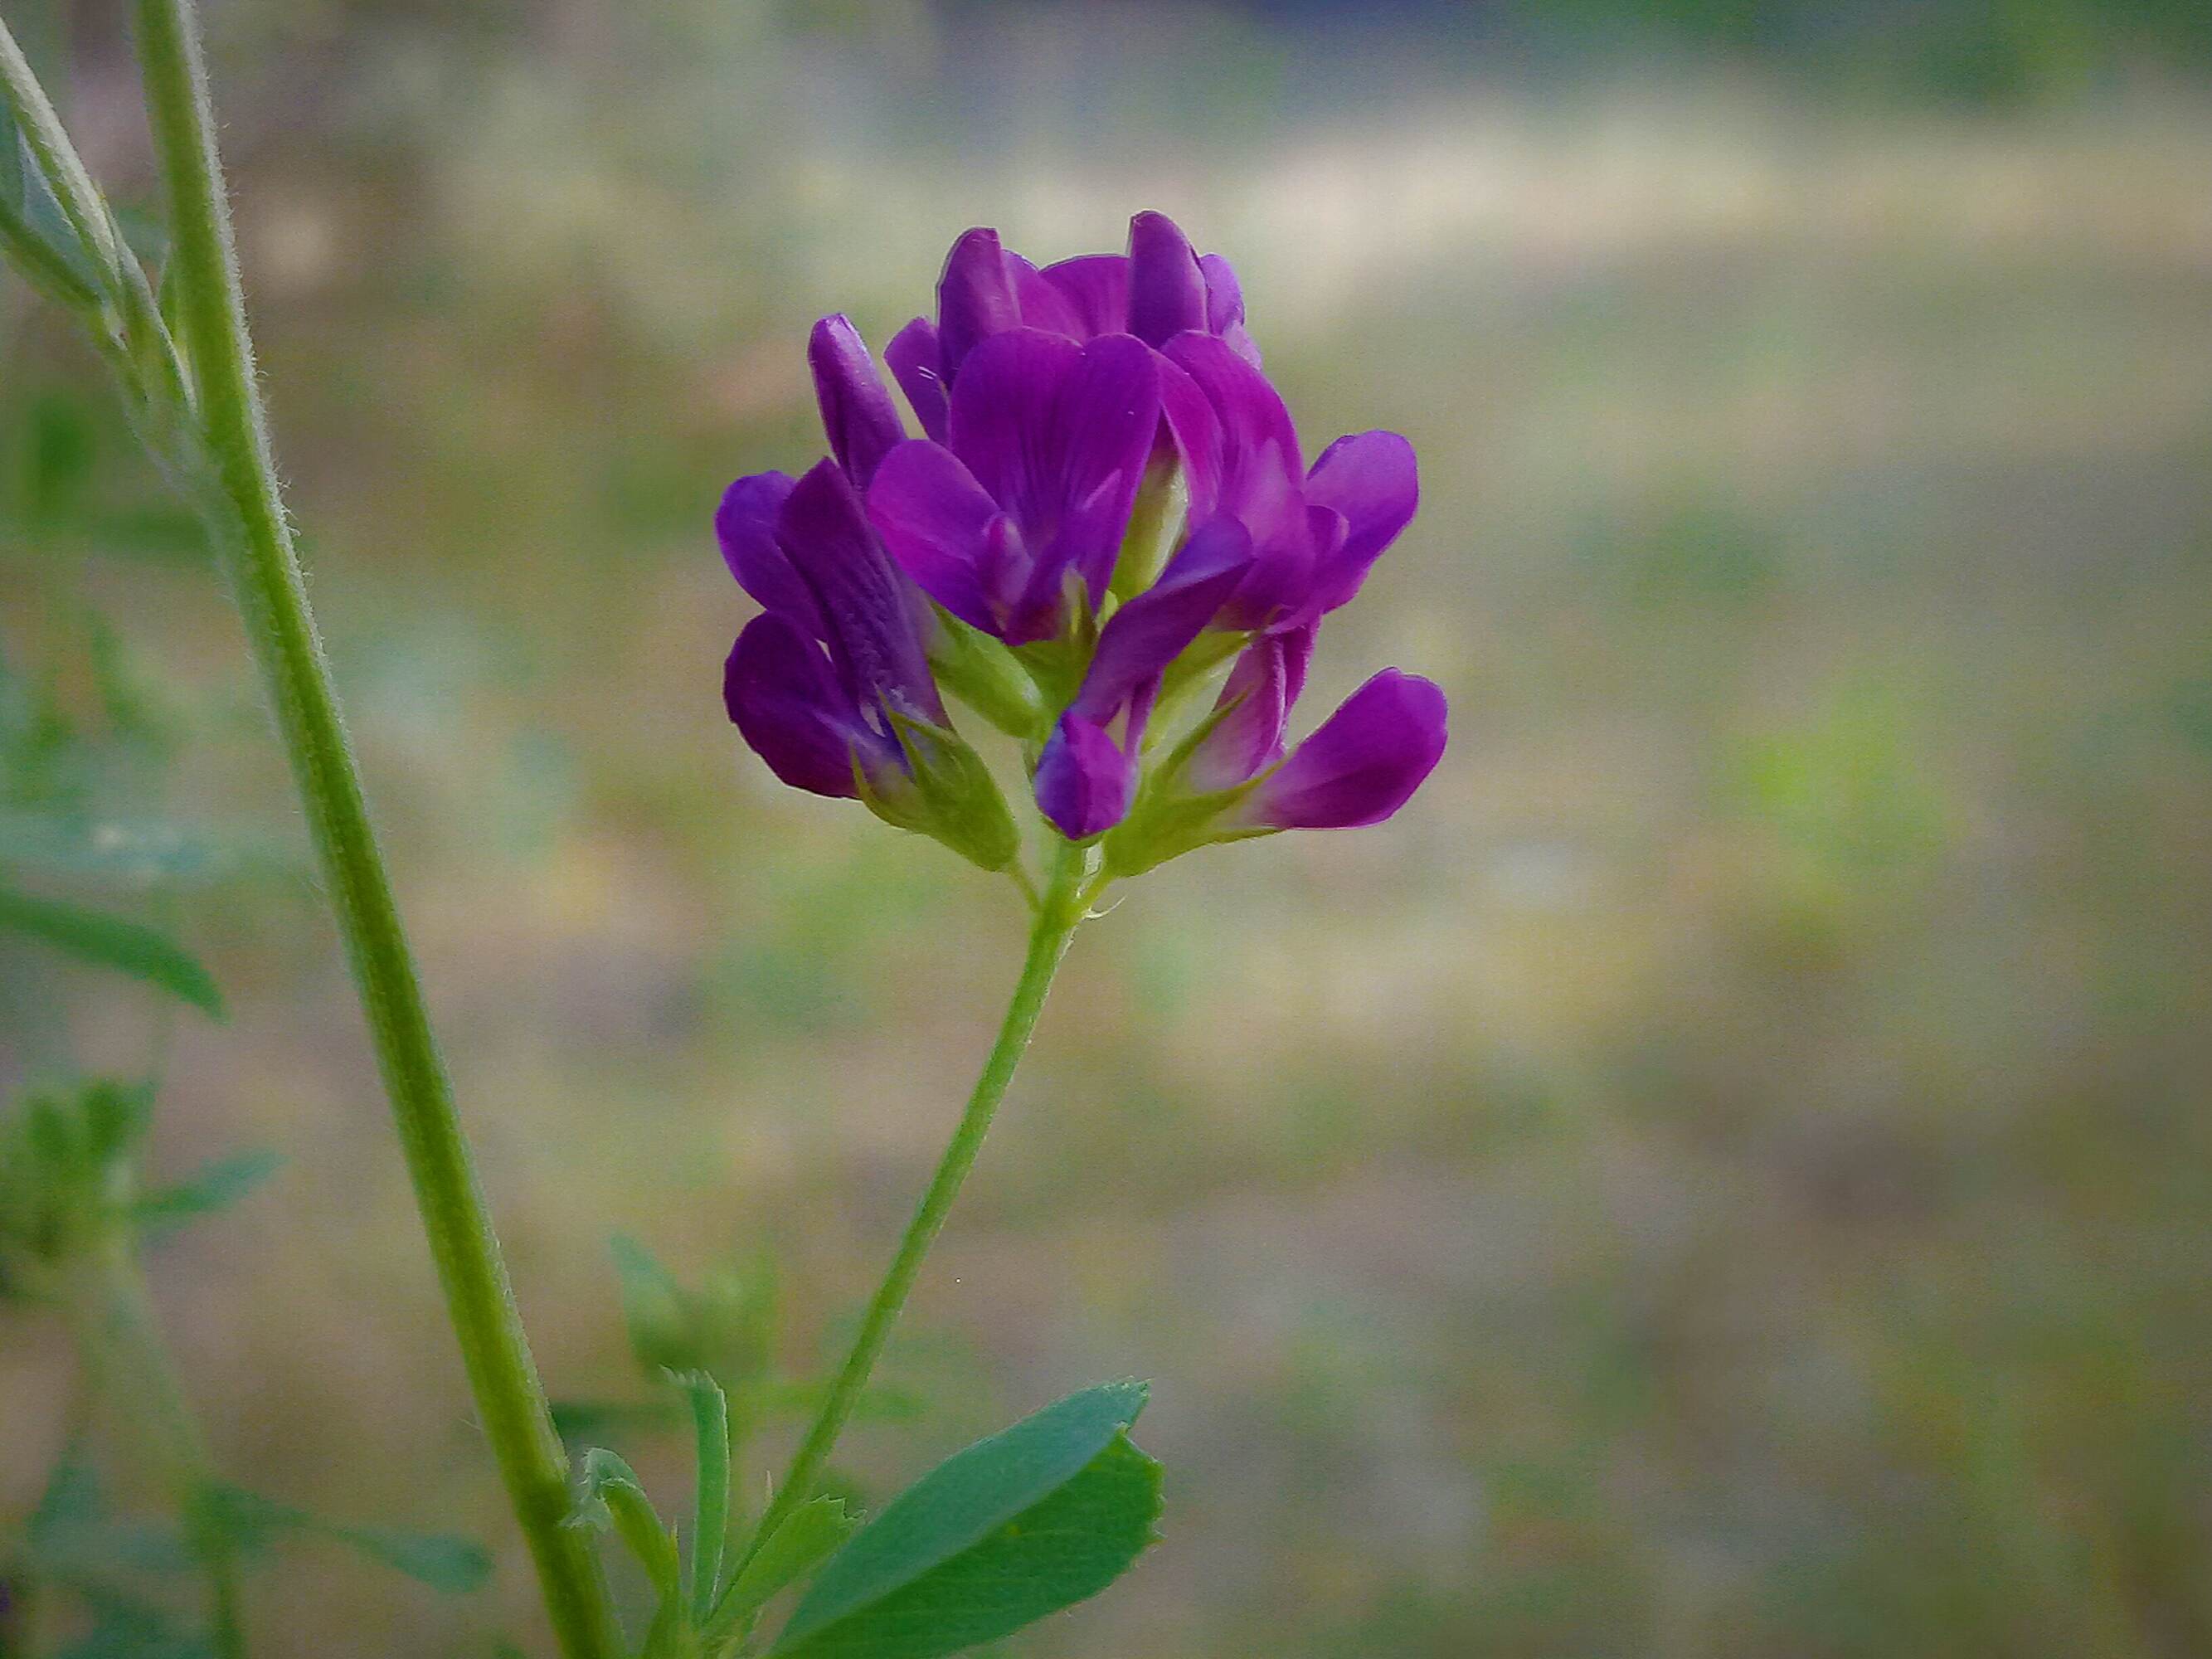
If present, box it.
[719,211,1444,885]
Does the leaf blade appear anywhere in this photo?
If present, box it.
[0,883,223,1017]
[768,1380,1155,1659]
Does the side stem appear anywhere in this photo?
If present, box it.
[61,1233,245,1659]
[125,4,617,1654]
[742,842,1093,1562]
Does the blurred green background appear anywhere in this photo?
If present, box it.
[5,0,2212,1653]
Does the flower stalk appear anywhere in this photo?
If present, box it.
[124,3,618,1653]
[744,837,1096,1564]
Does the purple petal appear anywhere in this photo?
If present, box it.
[948,329,1161,635]
[809,315,907,486]
[937,228,1023,377]
[1127,212,1207,347]
[1199,252,1262,366]
[1041,254,1130,338]
[717,471,813,626]
[1010,252,1085,338]
[724,613,868,798]
[1164,332,1302,475]
[779,459,946,723]
[1305,431,1419,612]
[1155,354,1223,522]
[885,317,949,444]
[1184,633,1292,793]
[1034,711,1135,839]
[865,439,1003,635]
[1070,519,1253,722]
[1242,669,1448,830]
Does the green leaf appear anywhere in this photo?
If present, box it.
[0,883,223,1016]
[134,1148,283,1236]
[707,1497,853,1638]
[314,1520,493,1594]
[53,1585,211,1659]
[768,1380,1161,1659]
[207,1487,489,1593]
[612,1233,695,1374]
[678,1370,732,1623]
[0,110,101,310]
[568,1446,680,1600]
[550,1396,683,1443]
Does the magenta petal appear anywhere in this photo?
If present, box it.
[724,613,867,798]
[1199,252,1262,366]
[885,317,950,444]
[717,472,813,626]
[1242,669,1448,830]
[1034,711,1135,839]
[1127,212,1208,347]
[1070,519,1253,722]
[1041,253,1130,338]
[937,227,1023,376]
[1305,431,1419,612]
[808,315,907,486]
[866,439,1003,635]
[779,460,945,723]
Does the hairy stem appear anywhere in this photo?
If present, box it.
[742,841,1094,1563]
[61,1231,246,1659]
[125,4,617,1653]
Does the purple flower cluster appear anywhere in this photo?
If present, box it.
[718,212,1446,876]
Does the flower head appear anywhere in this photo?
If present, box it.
[717,212,1445,885]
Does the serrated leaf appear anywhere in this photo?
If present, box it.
[708,1497,853,1637]
[768,1380,1160,1659]
[0,883,222,1016]
[134,1148,283,1236]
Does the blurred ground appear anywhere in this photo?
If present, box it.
[4,2,2212,1655]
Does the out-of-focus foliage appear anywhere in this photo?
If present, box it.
[3,1,2210,1655]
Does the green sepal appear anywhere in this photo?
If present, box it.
[1109,454,1189,603]
[923,608,1047,741]
[1103,689,1276,878]
[856,712,1019,873]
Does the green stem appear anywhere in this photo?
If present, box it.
[61,1230,246,1659]
[125,5,617,1655]
[742,842,1094,1562]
